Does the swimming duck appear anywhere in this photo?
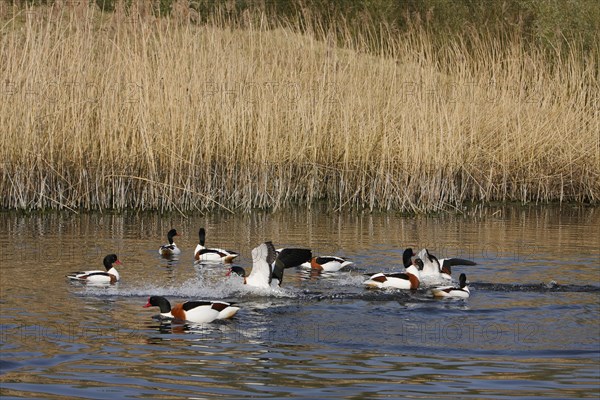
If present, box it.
[363,258,424,290]
[143,296,239,323]
[67,254,122,284]
[158,229,181,257]
[227,242,312,288]
[194,228,239,263]
[431,273,470,298]
[300,256,353,272]
[417,248,476,281]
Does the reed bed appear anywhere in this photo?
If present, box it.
[0,3,598,213]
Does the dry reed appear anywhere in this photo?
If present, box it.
[0,2,598,213]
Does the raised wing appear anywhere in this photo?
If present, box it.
[271,248,312,286]
[443,258,477,266]
[247,241,277,288]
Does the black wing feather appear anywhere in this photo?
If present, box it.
[83,272,110,277]
[198,248,227,257]
[386,272,409,279]
[315,256,342,264]
[182,301,213,311]
[278,248,313,268]
[444,258,477,266]
[270,248,311,285]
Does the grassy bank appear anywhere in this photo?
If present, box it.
[0,2,598,213]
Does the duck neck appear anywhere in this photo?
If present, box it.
[156,298,172,314]
[199,229,206,246]
[403,251,413,268]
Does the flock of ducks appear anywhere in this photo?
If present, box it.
[67,228,477,324]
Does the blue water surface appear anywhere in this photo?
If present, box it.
[1,206,599,399]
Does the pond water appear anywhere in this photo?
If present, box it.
[1,205,599,399]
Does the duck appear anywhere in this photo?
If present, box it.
[143,296,239,323]
[363,258,424,290]
[194,228,238,263]
[227,242,312,288]
[300,256,353,272]
[431,273,470,298]
[417,248,476,281]
[158,229,181,257]
[67,254,122,284]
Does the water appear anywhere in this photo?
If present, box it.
[1,206,599,399]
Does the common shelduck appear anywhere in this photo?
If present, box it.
[194,228,238,263]
[360,247,414,287]
[143,296,240,323]
[158,229,181,257]
[431,273,470,298]
[67,254,122,284]
[300,256,353,272]
[227,242,312,288]
[417,248,476,281]
[363,258,424,290]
